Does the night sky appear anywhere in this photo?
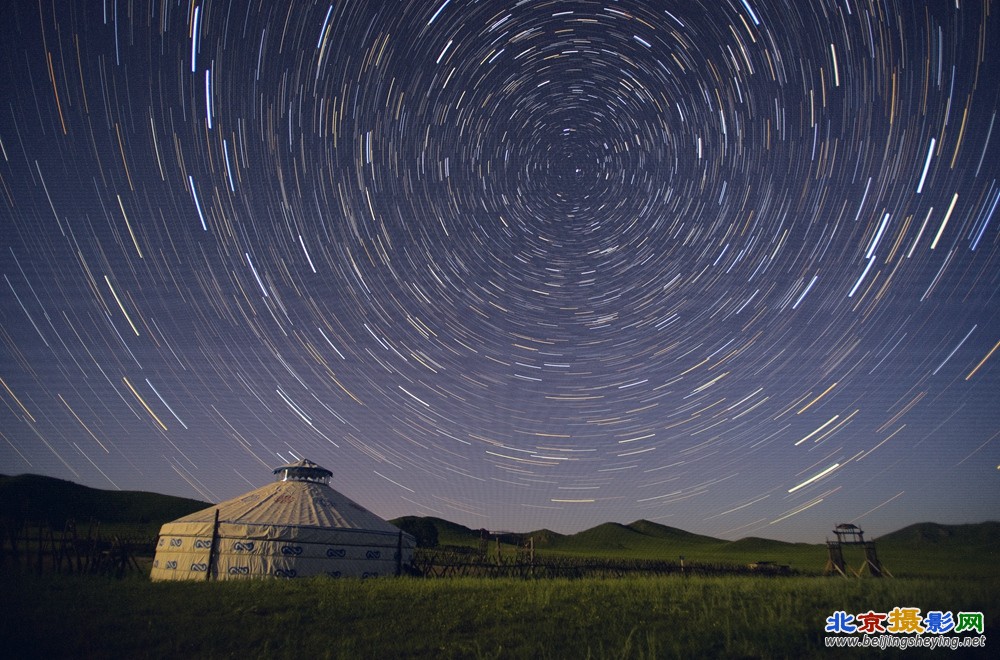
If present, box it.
[1,0,997,543]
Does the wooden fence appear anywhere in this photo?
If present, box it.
[1,523,794,581]
[411,548,793,579]
[0,520,154,577]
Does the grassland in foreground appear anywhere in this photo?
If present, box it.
[2,572,996,659]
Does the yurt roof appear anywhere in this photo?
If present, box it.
[166,459,401,533]
[272,458,333,482]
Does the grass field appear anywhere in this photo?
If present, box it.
[2,572,995,658]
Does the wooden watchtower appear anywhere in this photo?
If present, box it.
[824,523,890,577]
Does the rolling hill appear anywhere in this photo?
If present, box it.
[876,521,1000,547]
[534,521,722,556]
[0,473,209,533]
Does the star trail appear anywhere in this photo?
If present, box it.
[1,0,998,542]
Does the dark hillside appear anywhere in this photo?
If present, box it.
[875,521,1000,547]
[0,473,209,529]
[561,522,648,550]
[625,519,721,544]
[523,528,565,547]
[390,516,484,547]
[544,521,722,554]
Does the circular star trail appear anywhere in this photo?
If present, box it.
[1,0,998,540]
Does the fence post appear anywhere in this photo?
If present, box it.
[70,522,80,573]
[11,523,21,569]
[36,525,45,575]
[206,508,220,581]
[83,521,97,573]
[395,530,403,576]
[50,526,62,574]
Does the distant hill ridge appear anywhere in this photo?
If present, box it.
[389,513,1000,555]
[390,515,726,549]
[0,473,209,529]
[2,474,997,553]
[542,521,722,552]
[874,521,1000,546]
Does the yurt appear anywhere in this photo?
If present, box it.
[150,459,415,580]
